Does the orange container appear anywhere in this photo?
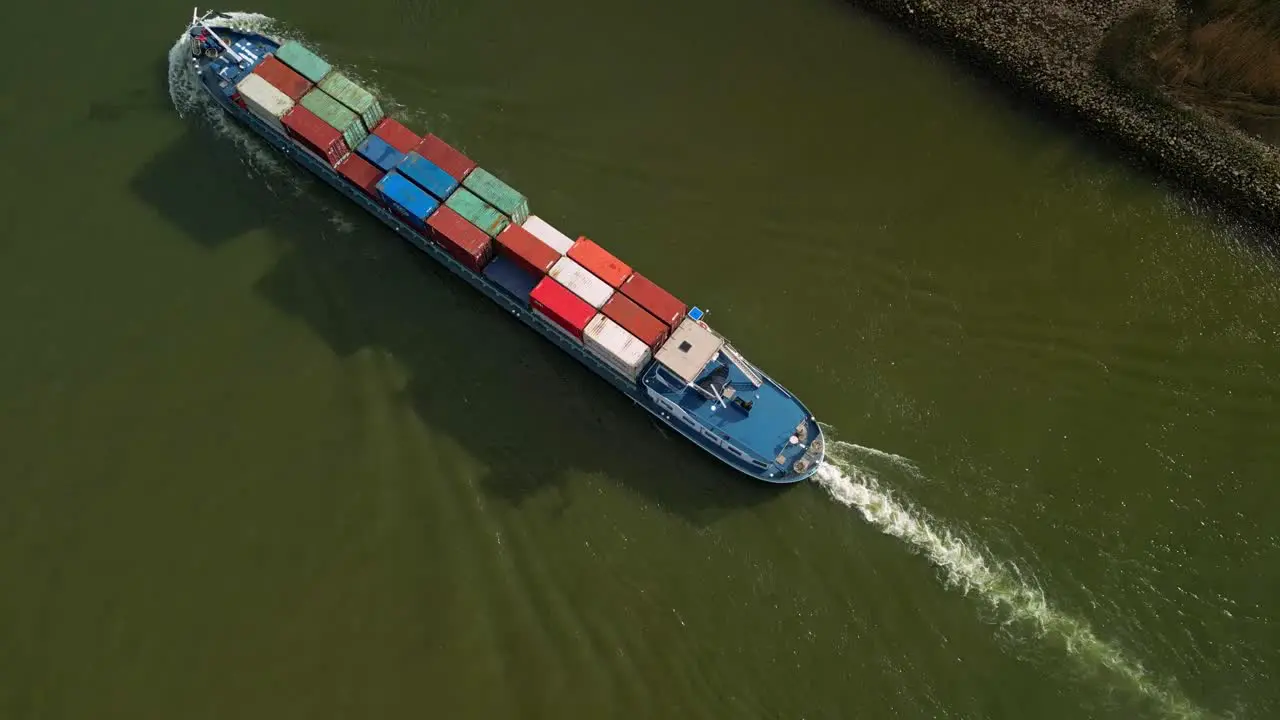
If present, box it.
[567,237,632,288]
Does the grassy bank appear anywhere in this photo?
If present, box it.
[1108,0,1280,145]
[850,0,1280,234]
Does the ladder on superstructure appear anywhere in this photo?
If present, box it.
[721,345,763,388]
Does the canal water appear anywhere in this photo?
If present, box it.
[1,1,1277,718]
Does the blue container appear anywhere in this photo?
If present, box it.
[355,133,405,173]
[482,255,539,303]
[397,152,460,201]
[376,170,439,229]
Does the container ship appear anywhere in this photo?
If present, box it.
[182,9,824,483]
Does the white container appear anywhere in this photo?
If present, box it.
[236,73,294,132]
[548,256,613,309]
[520,215,575,254]
[584,313,651,380]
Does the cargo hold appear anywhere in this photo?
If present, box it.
[426,205,493,273]
[397,153,460,201]
[495,223,560,277]
[273,40,331,84]
[282,105,350,165]
[602,292,669,349]
[336,153,383,198]
[415,134,476,182]
[568,237,632,288]
[462,168,529,224]
[620,272,687,330]
[355,134,405,173]
[300,88,368,156]
[520,215,575,255]
[445,187,509,239]
[531,276,596,341]
[377,171,439,230]
[235,73,294,132]
[318,71,385,133]
[584,313,652,381]
[252,55,312,101]
[548,256,613,309]
[372,118,421,154]
[483,255,540,303]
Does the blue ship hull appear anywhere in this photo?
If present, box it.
[184,13,824,484]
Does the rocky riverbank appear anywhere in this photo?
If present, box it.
[850,0,1280,233]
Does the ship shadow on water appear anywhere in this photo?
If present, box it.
[131,124,780,524]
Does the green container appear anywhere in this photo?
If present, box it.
[446,187,510,239]
[300,88,368,153]
[274,40,331,84]
[318,72,385,133]
[461,168,529,224]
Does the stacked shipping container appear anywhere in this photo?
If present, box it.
[602,292,670,349]
[416,134,475,181]
[282,105,349,164]
[568,237,632,288]
[427,206,493,272]
[398,153,459,201]
[317,71,385,132]
[549,256,613,309]
[373,118,422,154]
[520,216,575,254]
[300,88,367,154]
[241,37,693,383]
[495,224,559,277]
[377,172,438,230]
[462,168,529,224]
[584,314,652,381]
[336,153,383,197]
[445,188,509,239]
[531,277,596,340]
[251,55,313,101]
[620,273,686,330]
[274,41,331,83]
[236,73,293,132]
[356,134,405,172]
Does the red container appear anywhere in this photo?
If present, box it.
[619,272,686,330]
[568,237,632,289]
[530,277,595,340]
[372,117,421,154]
[336,153,383,198]
[415,133,476,181]
[252,54,313,101]
[602,292,669,349]
[427,206,494,272]
[283,105,349,165]
[495,223,559,278]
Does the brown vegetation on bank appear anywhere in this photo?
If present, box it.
[852,0,1280,233]
[1141,0,1280,144]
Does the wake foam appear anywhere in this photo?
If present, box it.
[167,12,297,185]
[816,439,1213,720]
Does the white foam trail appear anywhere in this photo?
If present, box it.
[167,11,298,187]
[815,440,1214,720]
[817,425,924,479]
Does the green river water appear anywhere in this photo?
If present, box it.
[1,1,1278,718]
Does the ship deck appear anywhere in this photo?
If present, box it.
[642,352,815,471]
